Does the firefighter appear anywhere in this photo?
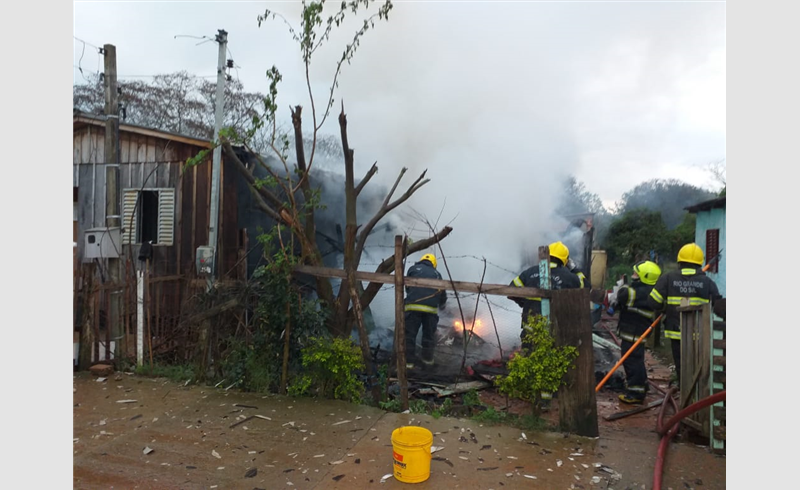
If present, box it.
[508,241,582,407]
[404,253,447,369]
[609,260,661,404]
[647,243,722,387]
[566,257,591,289]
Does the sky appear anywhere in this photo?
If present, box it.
[73,0,726,281]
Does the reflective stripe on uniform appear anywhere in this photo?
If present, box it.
[650,289,664,304]
[578,273,585,288]
[681,268,697,275]
[404,304,437,314]
[627,385,646,393]
[626,288,636,307]
[619,331,646,343]
[664,329,681,340]
[541,392,553,400]
[513,276,541,301]
[667,296,709,306]
[628,307,656,320]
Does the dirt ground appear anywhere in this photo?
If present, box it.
[73,336,725,490]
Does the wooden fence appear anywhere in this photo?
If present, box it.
[294,240,599,437]
[75,261,196,370]
[678,301,726,454]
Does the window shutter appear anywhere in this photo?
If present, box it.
[706,229,720,273]
[158,189,175,245]
[122,189,139,244]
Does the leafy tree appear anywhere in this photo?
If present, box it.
[670,212,697,258]
[614,179,715,230]
[556,176,607,216]
[604,208,671,265]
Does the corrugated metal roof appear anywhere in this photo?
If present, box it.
[73,109,212,148]
[685,196,726,213]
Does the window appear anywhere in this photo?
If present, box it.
[706,229,720,273]
[122,188,175,245]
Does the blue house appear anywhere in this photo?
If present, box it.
[685,196,726,296]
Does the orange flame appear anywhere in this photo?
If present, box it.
[453,318,486,338]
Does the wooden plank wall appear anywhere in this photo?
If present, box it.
[74,126,241,279]
[74,124,243,364]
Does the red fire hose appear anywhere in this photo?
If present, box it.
[653,390,726,490]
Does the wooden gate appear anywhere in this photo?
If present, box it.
[678,301,726,454]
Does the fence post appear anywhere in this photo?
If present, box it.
[551,288,598,437]
[394,235,408,410]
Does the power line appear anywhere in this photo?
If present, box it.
[74,36,100,50]
[74,37,102,83]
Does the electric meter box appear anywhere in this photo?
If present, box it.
[83,227,122,261]
[196,246,215,275]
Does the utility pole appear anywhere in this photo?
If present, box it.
[206,29,227,290]
[104,43,122,360]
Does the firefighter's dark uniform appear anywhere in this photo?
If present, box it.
[404,259,447,366]
[508,261,582,401]
[508,261,583,333]
[615,280,658,402]
[647,264,722,384]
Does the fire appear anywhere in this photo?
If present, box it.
[453,318,487,338]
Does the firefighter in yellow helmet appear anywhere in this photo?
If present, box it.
[647,243,722,387]
[608,260,661,404]
[507,241,582,408]
[404,253,447,369]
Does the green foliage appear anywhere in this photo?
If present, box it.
[615,178,715,230]
[462,389,482,408]
[409,399,429,414]
[184,148,211,171]
[671,213,697,256]
[219,338,278,393]
[288,335,365,402]
[496,315,578,412]
[134,363,194,383]
[431,397,453,419]
[216,241,328,393]
[604,208,671,264]
[379,398,402,412]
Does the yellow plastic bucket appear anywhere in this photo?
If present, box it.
[391,426,433,483]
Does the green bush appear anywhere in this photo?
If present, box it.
[379,398,402,412]
[462,389,482,408]
[216,243,328,393]
[496,315,578,414]
[288,336,365,403]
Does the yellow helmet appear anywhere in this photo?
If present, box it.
[677,243,704,266]
[633,261,662,285]
[421,253,437,268]
[548,241,569,265]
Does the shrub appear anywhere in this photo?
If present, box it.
[496,314,578,414]
[288,336,365,403]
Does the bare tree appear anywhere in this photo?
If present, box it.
[706,158,726,195]
[191,1,453,346]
